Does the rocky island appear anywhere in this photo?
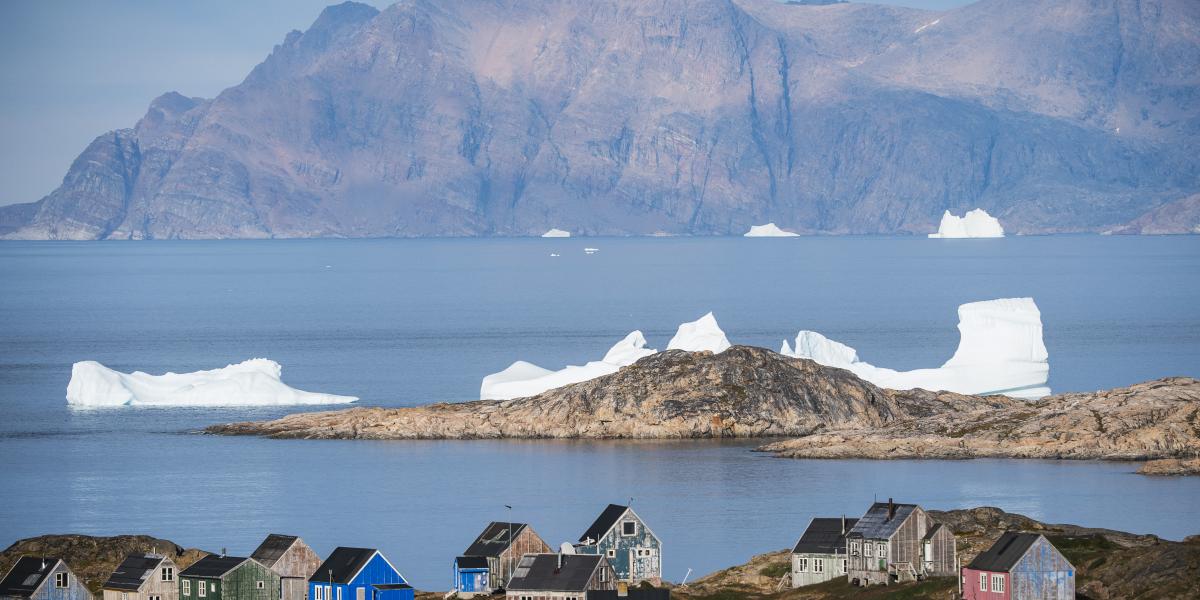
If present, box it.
[208,346,1200,466]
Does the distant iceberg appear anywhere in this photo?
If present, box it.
[480,331,657,400]
[928,209,1004,238]
[66,359,358,407]
[781,298,1049,398]
[744,223,799,237]
[542,228,571,238]
[667,312,732,354]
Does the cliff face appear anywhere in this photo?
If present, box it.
[3,0,1198,239]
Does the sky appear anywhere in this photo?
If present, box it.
[0,0,973,206]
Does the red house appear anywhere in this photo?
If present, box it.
[961,532,1074,600]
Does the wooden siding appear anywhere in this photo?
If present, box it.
[848,507,955,586]
[180,561,279,600]
[923,525,957,576]
[1009,537,1074,600]
[495,528,551,587]
[267,542,320,581]
[579,509,661,583]
[307,554,410,600]
[30,562,93,600]
[961,568,1010,600]
[103,558,178,600]
[503,560,615,600]
[790,553,847,588]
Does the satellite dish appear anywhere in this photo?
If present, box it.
[559,542,576,555]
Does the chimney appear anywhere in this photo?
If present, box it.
[887,498,895,520]
[556,552,563,572]
[841,514,846,535]
[221,548,227,558]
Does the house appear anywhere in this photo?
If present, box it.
[307,548,410,600]
[102,554,178,600]
[178,555,279,600]
[505,553,616,600]
[454,522,551,596]
[251,535,321,600]
[845,499,956,586]
[575,505,661,584]
[790,517,857,587]
[0,556,92,600]
[585,587,670,600]
[962,532,1075,600]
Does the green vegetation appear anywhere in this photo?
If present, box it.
[758,561,790,578]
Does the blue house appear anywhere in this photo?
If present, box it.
[450,557,488,597]
[307,549,410,600]
[0,557,93,600]
[575,504,662,584]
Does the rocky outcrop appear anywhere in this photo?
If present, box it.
[1110,193,1200,235]
[1137,457,1200,476]
[0,535,208,595]
[3,0,1198,238]
[208,346,906,439]
[761,377,1200,460]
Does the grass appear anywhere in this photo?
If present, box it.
[1045,533,1117,571]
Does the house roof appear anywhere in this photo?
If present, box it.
[967,532,1043,572]
[507,554,604,593]
[0,557,62,598]
[310,548,378,584]
[579,504,628,543]
[454,557,489,570]
[846,502,919,540]
[103,555,166,591]
[792,518,859,554]
[180,556,250,579]
[251,535,299,568]
[369,584,412,591]
[923,523,945,541]
[463,522,528,557]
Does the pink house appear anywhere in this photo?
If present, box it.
[962,532,1074,600]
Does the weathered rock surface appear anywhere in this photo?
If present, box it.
[761,377,1200,460]
[3,0,1198,239]
[208,346,906,439]
[0,535,208,595]
[1137,457,1200,475]
[1110,193,1200,234]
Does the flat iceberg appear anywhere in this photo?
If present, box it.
[744,223,799,237]
[480,331,657,400]
[542,228,571,238]
[66,359,358,407]
[667,312,732,354]
[928,209,1005,238]
[781,298,1049,398]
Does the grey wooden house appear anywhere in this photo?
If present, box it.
[102,554,178,600]
[178,556,280,600]
[575,505,661,584]
[456,522,550,596]
[790,517,857,588]
[0,557,93,600]
[251,535,321,600]
[504,554,616,600]
[845,499,956,586]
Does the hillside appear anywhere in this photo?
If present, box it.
[0,535,208,595]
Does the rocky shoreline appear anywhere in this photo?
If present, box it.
[207,346,1200,467]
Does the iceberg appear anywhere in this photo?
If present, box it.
[667,312,731,354]
[542,228,571,238]
[66,359,358,407]
[781,298,1050,399]
[928,209,1005,238]
[480,331,657,400]
[744,223,799,237]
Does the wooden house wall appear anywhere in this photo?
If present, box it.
[223,561,280,600]
[586,561,616,593]
[32,562,92,600]
[496,528,551,586]
[960,568,1009,600]
[1010,537,1074,600]
[791,552,846,587]
[594,512,660,583]
[272,542,321,581]
[104,559,179,600]
[887,507,926,574]
[925,525,957,576]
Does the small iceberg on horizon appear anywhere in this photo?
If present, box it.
[542,228,571,238]
[781,298,1049,398]
[928,209,1004,238]
[667,312,732,354]
[744,223,799,237]
[480,331,657,400]
[66,359,358,407]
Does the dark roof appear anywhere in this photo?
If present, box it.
[454,557,489,570]
[587,589,670,600]
[792,518,859,554]
[104,555,166,591]
[310,548,377,584]
[967,532,1042,572]
[923,523,944,541]
[506,554,603,593]
[369,584,411,590]
[0,557,62,598]
[180,556,249,579]
[463,522,528,557]
[846,502,919,540]
[579,505,628,543]
[251,535,299,567]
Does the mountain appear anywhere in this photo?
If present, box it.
[2,0,1197,239]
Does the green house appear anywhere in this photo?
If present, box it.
[179,556,279,600]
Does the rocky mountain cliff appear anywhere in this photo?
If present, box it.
[3,0,1197,239]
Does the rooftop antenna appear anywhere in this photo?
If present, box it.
[628,496,634,507]
[505,505,514,584]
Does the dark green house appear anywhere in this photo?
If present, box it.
[178,556,279,600]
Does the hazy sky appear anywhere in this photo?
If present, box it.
[0,0,972,206]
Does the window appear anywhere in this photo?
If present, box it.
[211,583,217,593]
[313,587,322,600]
[150,595,161,600]
[599,568,608,583]
[991,574,1005,593]
[198,581,207,598]
[849,541,859,555]
[519,596,533,600]
[55,573,68,588]
[979,573,987,591]
[813,559,824,574]
[622,521,637,536]
[336,587,341,600]
[841,559,847,573]
[162,567,174,582]
[324,585,332,600]
[184,580,191,596]
[877,543,886,558]
[864,544,873,557]
[122,593,128,600]
[257,581,265,590]
[606,549,615,558]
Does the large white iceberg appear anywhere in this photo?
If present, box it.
[667,312,732,353]
[66,359,359,407]
[781,298,1050,398]
[542,228,571,238]
[928,209,1005,238]
[744,223,799,237]
[480,331,657,400]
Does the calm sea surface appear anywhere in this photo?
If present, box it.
[1,236,1198,589]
